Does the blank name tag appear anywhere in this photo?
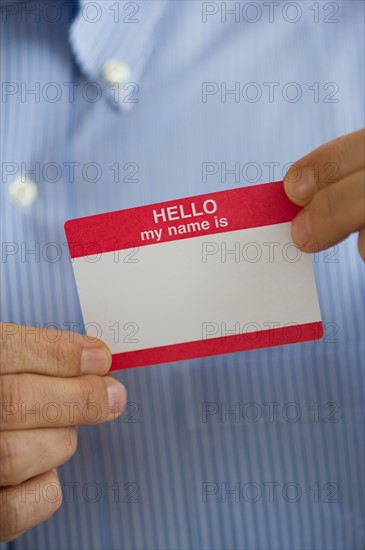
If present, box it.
[64,181,323,370]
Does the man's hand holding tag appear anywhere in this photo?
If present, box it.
[0,323,126,542]
[284,128,365,261]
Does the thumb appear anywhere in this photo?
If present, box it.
[0,322,111,377]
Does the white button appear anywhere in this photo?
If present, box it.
[8,176,38,208]
[101,59,131,84]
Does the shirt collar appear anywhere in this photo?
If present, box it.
[70,1,168,113]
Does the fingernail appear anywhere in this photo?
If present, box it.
[81,347,112,374]
[104,377,127,415]
[285,166,316,202]
[292,210,312,247]
[52,468,58,478]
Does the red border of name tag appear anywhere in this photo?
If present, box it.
[65,181,323,370]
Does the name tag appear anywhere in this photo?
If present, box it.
[64,181,323,370]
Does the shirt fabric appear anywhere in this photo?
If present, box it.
[1,1,364,549]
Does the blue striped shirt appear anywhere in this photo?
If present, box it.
[1,1,364,548]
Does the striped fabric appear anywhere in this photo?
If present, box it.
[1,1,364,548]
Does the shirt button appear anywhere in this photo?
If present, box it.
[8,176,38,208]
[101,59,131,84]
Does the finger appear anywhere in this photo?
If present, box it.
[358,228,365,262]
[0,470,61,542]
[0,427,77,486]
[290,170,365,253]
[284,128,365,205]
[0,323,112,377]
[1,373,127,430]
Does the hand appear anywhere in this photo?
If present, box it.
[0,323,126,542]
[284,128,365,261]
